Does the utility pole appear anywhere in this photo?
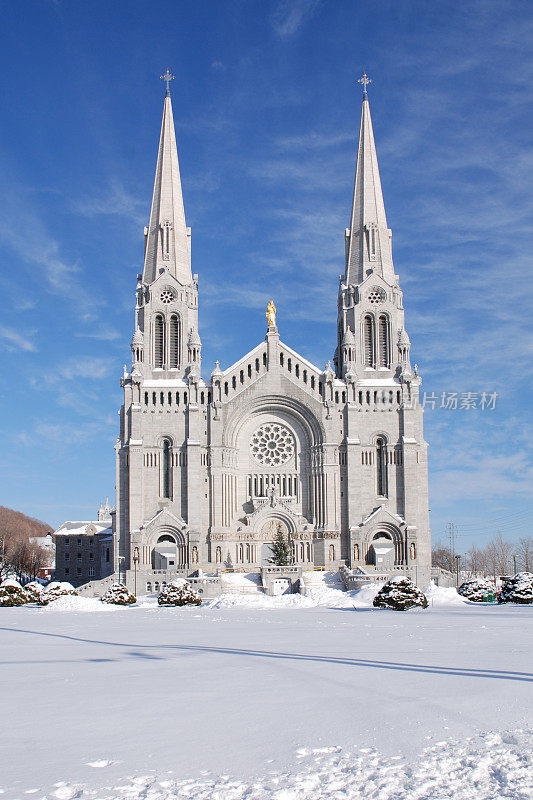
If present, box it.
[446,522,458,572]
[455,554,461,588]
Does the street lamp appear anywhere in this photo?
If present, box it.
[455,554,461,589]
[133,547,140,596]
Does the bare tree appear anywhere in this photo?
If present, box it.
[432,544,454,572]
[485,531,513,577]
[516,538,532,572]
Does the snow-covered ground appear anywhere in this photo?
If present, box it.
[0,578,531,799]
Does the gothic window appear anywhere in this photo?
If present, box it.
[376,437,388,497]
[378,315,390,367]
[255,358,260,371]
[247,364,252,378]
[162,439,172,498]
[311,376,315,389]
[363,315,375,367]
[154,315,165,368]
[169,315,180,368]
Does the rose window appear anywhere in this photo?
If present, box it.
[250,424,294,466]
[368,287,386,304]
[160,289,175,304]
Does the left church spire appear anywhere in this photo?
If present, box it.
[142,74,192,285]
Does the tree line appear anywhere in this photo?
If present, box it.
[433,532,532,578]
[0,506,53,582]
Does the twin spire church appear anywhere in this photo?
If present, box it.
[110,75,431,590]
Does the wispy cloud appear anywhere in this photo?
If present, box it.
[271,0,320,38]
[75,180,145,225]
[0,325,36,352]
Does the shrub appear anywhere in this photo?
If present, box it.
[497,572,533,605]
[101,583,136,605]
[458,577,496,602]
[23,581,45,602]
[158,581,202,607]
[0,584,28,606]
[38,582,78,606]
[373,576,428,611]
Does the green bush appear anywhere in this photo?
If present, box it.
[458,578,496,602]
[38,582,78,606]
[498,572,533,604]
[101,583,136,605]
[373,576,428,611]
[158,581,202,607]
[23,581,45,603]
[0,584,28,607]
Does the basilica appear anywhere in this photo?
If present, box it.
[109,75,431,591]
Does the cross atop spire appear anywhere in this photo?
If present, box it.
[160,68,175,96]
[357,71,372,98]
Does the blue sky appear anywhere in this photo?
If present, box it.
[0,0,531,554]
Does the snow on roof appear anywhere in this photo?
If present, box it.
[54,521,112,537]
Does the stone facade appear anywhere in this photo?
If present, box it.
[115,84,431,592]
[53,520,114,587]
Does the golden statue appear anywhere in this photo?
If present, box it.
[266,299,276,328]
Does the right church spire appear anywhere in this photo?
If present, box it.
[344,74,395,286]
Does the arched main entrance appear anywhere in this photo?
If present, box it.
[152,531,187,570]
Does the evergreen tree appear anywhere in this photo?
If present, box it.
[268,525,292,566]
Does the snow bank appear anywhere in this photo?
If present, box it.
[39,595,117,613]
[206,592,315,609]
[37,730,532,800]
[425,582,468,606]
[220,571,262,587]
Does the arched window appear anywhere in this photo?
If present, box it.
[363,315,375,367]
[376,437,388,496]
[169,315,180,368]
[154,315,165,368]
[378,315,389,367]
[162,439,172,498]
